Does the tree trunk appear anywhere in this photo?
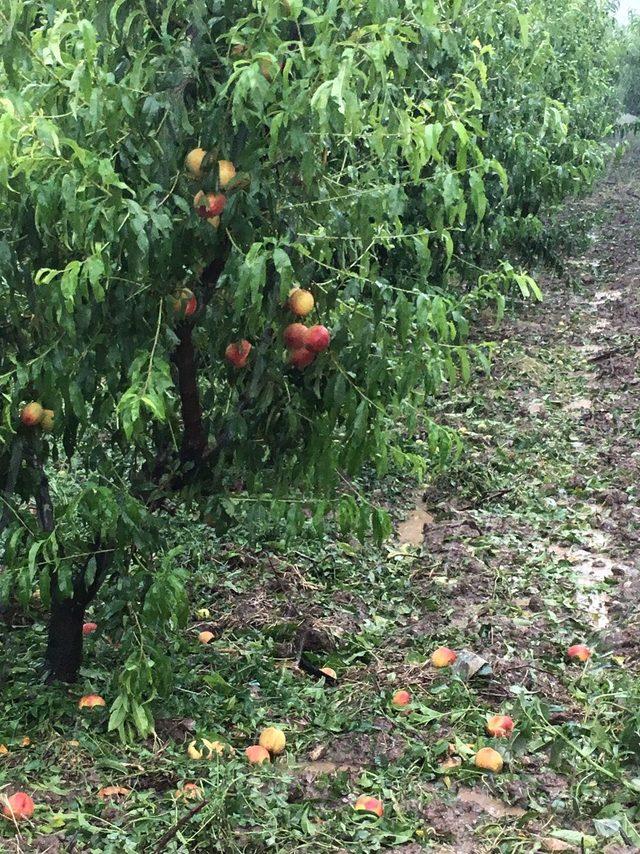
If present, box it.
[46,594,85,683]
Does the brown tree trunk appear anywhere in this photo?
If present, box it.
[46,593,85,683]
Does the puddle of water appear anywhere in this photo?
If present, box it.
[549,542,618,629]
[456,788,525,818]
[397,500,434,546]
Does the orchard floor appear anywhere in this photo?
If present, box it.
[2,144,640,852]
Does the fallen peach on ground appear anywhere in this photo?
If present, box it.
[259,727,286,755]
[486,714,515,738]
[431,646,457,668]
[354,794,384,817]
[567,643,591,662]
[245,745,270,764]
[2,792,35,821]
[474,747,504,772]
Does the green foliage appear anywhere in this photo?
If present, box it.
[619,15,640,115]
[0,0,619,725]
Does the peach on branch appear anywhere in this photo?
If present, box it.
[82,622,98,637]
[305,325,330,353]
[283,323,309,350]
[288,288,314,317]
[2,792,35,822]
[41,409,55,432]
[185,148,207,179]
[194,191,227,219]
[258,727,286,755]
[354,795,384,817]
[173,288,197,317]
[225,340,252,368]
[78,694,106,709]
[245,745,270,764]
[486,715,514,738]
[430,647,457,668]
[20,402,44,427]
[218,160,236,189]
[289,347,315,369]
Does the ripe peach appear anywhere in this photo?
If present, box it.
[83,622,98,637]
[288,288,314,317]
[283,323,309,349]
[173,288,197,317]
[2,792,35,821]
[218,160,236,189]
[97,786,130,799]
[198,631,214,644]
[41,409,55,432]
[320,666,337,679]
[20,402,44,427]
[431,647,457,668]
[245,745,270,765]
[391,690,411,708]
[194,191,227,219]
[185,148,207,179]
[78,694,106,709]
[486,715,514,738]
[259,727,286,755]
[305,325,330,353]
[354,794,384,817]
[289,347,316,369]
[225,339,252,368]
[567,644,591,662]
[474,747,503,772]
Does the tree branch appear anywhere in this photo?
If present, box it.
[0,438,24,536]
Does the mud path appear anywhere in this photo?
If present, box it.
[397,141,640,851]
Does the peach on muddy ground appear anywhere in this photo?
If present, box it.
[474,747,504,772]
[354,794,384,817]
[431,647,457,668]
[567,644,591,662]
[486,714,514,738]
[320,666,337,679]
[391,690,411,707]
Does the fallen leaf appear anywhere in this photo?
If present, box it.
[540,838,577,852]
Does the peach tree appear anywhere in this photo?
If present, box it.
[0,0,616,735]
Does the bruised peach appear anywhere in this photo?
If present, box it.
[486,715,514,738]
[320,666,337,679]
[198,631,215,644]
[245,745,270,765]
[354,794,383,817]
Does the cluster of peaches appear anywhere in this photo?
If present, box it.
[173,147,331,372]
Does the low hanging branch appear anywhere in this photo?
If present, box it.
[0,437,24,536]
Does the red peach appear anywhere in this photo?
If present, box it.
[225,340,252,368]
[567,644,591,662]
[391,690,411,708]
[486,715,514,738]
[2,792,35,821]
[289,347,316,369]
[283,323,309,349]
[305,325,330,353]
[354,794,383,817]
[431,647,457,668]
[245,745,270,765]
[83,622,98,637]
